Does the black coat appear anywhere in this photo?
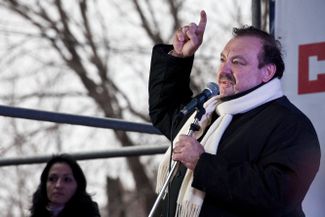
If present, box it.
[31,200,100,217]
[149,44,321,217]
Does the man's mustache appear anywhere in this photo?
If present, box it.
[219,74,236,84]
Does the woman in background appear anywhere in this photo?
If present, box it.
[30,154,100,217]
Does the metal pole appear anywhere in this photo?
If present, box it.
[0,145,168,167]
[148,109,204,217]
[148,161,179,217]
[252,0,261,29]
[0,104,161,134]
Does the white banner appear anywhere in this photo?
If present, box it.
[275,0,325,216]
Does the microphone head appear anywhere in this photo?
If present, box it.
[206,82,219,97]
[178,82,219,118]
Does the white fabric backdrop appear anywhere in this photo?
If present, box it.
[274,0,325,216]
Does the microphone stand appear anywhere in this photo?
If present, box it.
[148,106,206,217]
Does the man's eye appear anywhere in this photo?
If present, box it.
[232,59,244,65]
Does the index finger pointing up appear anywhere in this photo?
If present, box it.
[197,10,207,36]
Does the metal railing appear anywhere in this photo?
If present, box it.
[0,105,167,167]
[0,105,160,134]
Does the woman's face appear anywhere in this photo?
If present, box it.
[46,162,77,208]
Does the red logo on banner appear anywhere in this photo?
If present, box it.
[298,42,325,94]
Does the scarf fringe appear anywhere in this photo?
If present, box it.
[176,201,202,217]
[155,151,171,193]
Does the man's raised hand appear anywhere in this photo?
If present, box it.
[172,10,207,57]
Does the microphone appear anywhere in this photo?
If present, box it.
[179,82,219,117]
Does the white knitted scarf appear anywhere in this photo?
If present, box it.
[156,78,284,217]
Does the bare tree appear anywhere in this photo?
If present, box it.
[0,0,161,214]
[0,0,252,216]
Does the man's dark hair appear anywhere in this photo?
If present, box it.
[233,26,285,78]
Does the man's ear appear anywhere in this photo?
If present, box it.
[262,63,276,82]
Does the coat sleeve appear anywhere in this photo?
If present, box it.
[148,44,195,139]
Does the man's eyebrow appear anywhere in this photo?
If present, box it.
[220,53,246,60]
[231,55,246,60]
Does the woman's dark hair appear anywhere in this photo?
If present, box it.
[232,26,285,79]
[29,154,99,217]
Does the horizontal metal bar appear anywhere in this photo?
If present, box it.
[0,145,169,167]
[0,105,161,134]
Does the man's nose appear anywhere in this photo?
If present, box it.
[217,62,231,77]
[219,61,231,74]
